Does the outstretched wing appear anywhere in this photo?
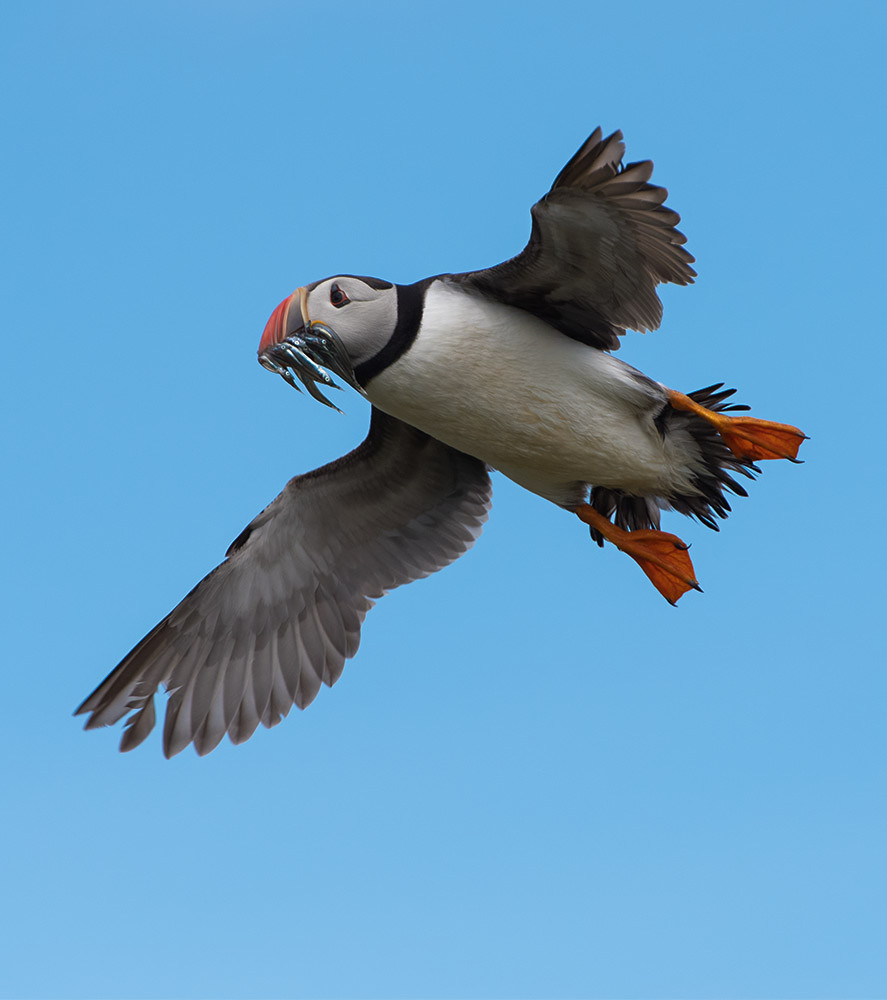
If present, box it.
[449,127,696,351]
[76,409,492,757]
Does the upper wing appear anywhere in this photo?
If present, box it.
[449,127,697,351]
[76,409,492,757]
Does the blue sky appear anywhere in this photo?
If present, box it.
[3,2,885,997]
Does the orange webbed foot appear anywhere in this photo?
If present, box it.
[667,389,807,463]
[711,416,807,463]
[576,505,701,605]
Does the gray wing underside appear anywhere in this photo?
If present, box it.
[76,409,492,757]
[449,127,697,351]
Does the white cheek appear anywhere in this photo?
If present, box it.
[305,288,334,326]
[339,306,385,367]
[306,286,396,368]
[310,302,334,325]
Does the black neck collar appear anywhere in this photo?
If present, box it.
[354,279,432,386]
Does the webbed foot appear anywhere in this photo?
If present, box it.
[668,389,807,462]
[575,504,701,605]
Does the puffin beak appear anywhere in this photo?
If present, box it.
[257,286,366,409]
[258,286,308,355]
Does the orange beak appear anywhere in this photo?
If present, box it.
[258,286,308,355]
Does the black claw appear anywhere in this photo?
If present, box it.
[691,582,704,593]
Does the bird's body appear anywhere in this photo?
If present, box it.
[367,279,687,506]
[77,125,806,756]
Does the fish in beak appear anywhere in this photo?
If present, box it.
[257,286,364,410]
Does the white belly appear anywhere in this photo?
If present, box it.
[365,282,693,506]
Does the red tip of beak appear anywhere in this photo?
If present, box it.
[259,293,296,355]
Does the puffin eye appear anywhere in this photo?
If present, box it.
[330,283,350,308]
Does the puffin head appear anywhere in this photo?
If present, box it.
[258,276,397,408]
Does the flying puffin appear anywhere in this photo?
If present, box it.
[77,126,806,757]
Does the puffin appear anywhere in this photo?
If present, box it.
[77,126,806,757]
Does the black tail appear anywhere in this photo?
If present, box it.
[587,384,759,546]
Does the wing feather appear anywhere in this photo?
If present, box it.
[449,126,696,351]
[76,409,492,756]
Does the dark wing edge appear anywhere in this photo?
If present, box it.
[75,409,492,757]
[449,126,697,351]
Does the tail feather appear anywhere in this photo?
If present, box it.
[587,384,759,544]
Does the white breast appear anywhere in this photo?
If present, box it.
[365,281,695,505]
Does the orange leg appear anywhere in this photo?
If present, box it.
[668,389,807,463]
[575,504,701,606]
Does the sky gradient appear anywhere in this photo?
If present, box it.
[3,2,886,997]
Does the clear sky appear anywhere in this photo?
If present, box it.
[3,2,885,997]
